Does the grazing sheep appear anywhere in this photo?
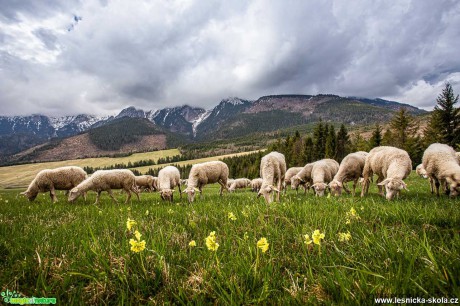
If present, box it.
[291,163,315,193]
[158,166,181,202]
[228,178,251,192]
[250,178,263,192]
[183,161,229,203]
[311,159,340,197]
[226,179,235,189]
[284,167,308,194]
[68,169,140,204]
[329,152,368,196]
[135,175,155,192]
[415,164,428,179]
[361,146,412,200]
[258,151,286,203]
[423,143,460,197]
[21,166,87,203]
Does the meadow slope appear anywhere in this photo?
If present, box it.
[0,172,458,304]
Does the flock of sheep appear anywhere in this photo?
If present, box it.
[20,143,460,204]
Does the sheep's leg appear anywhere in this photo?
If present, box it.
[276,179,282,202]
[107,189,119,204]
[83,192,87,201]
[434,178,440,196]
[376,176,384,196]
[429,177,434,194]
[124,189,132,204]
[284,182,287,194]
[94,191,102,205]
[49,187,58,203]
[361,174,370,197]
[178,184,182,199]
[351,179,358,197]
[130,185,140,202]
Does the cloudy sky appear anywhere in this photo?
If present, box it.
[1,0,460,116]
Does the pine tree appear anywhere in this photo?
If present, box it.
[390,107,417,149]
[432,82,460,147]
[313,119,325,160]
[424,112,443,146]
[382,129,395,146]
[369,123,382,149]
[335,124,350,161]
[325,125,336,158]
[304,136,314,163]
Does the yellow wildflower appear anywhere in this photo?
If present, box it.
[257,237,269,253]
[145,210,149,216]
[312,230,325,245]
[228,212,237,221]
[189,240,196,247]
[126,218,137,231]
[338,231,352,242]
[205,231,219,251]
[134,230,142,241]
[129,239,146,253]
[304,234,312,245]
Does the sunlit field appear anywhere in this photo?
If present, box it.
[0,172,459,304]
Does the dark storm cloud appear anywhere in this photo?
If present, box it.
[0,0,459,116]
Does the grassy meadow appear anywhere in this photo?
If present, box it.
[0,149,259,189]
[0,172,459,305]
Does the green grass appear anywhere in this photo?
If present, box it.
[0,172,459,304]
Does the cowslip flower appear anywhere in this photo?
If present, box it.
[312,230,325,245]
[189,240,196,247]
[228,212,237,221]
[129,239,146,253]
[126,218,137,231]
[338,231,352,242]
[257,237,269,253]
[129,230,146,253]
[205,231,219,251]
[345,207,361,224]
[304,234,313,245]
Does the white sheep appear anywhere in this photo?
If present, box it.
[250,178,263,192]
[135,175,155,192]
[68,169,140,204]
[415,164,428,179]
[158,166,181,202]
[183,161,229,203]
[423,143,460,197]
[226,179,235,189]
[284,167,308,194]
[361,146,412,200]
[258,151,286,203]
[329,151,368,196]
[21,166,87,203]
[311,159,340,197]
[291,163,315,193]
[228,178,251,192]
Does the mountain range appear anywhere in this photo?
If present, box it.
[0,94,426,162]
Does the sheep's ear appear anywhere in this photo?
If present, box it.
[377,179,389,186]
[311,183,317,188]
[20,191,27,195]
[272,186,280,192]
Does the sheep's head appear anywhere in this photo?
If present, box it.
[183,187,199,203]
[445,174,460,197]
[160,189,174,202]
[312,182,328,197]
[20,190,37,201]
[416,166,428,179]
[68,187,82,202]
[291,175,304,190]
[377,178,408,200]
[257,185,279,204]
[328,180,343,196]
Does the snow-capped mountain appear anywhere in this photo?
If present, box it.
[0,95,426,159]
